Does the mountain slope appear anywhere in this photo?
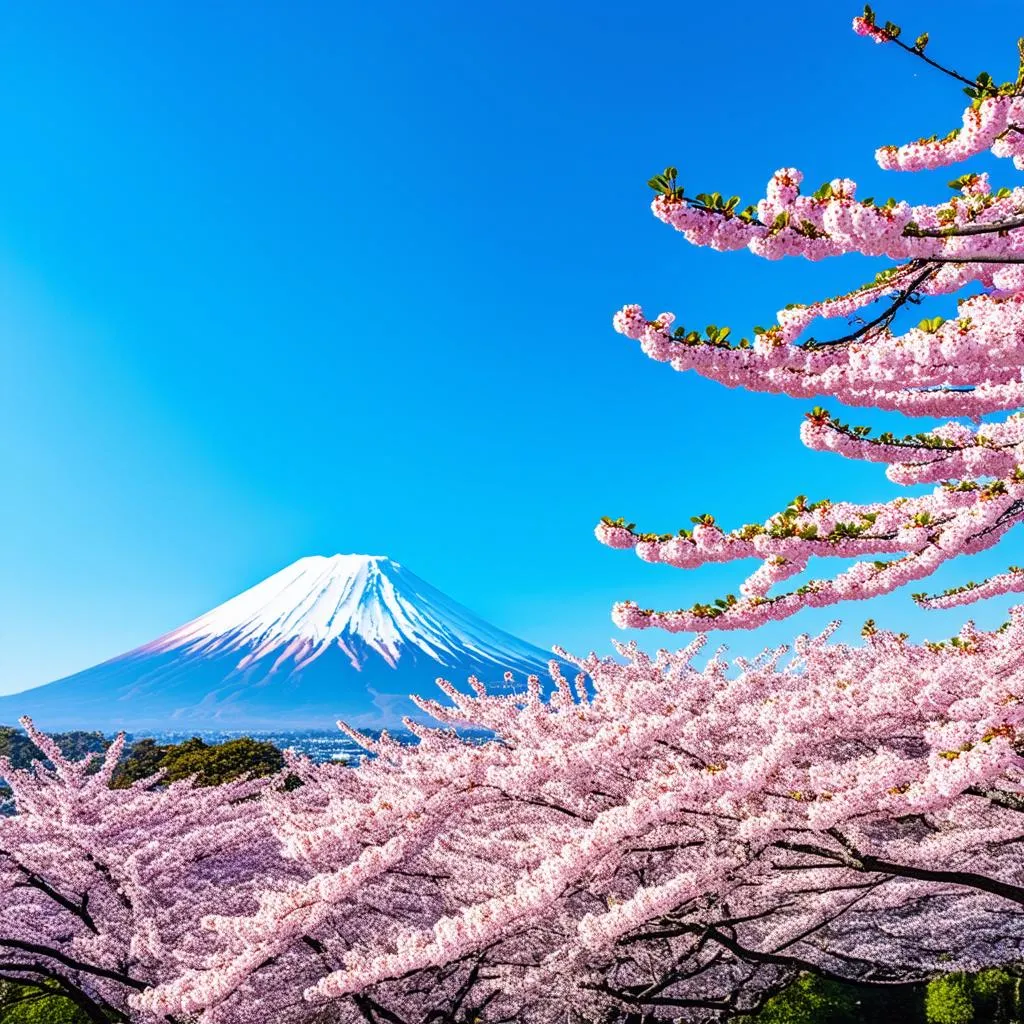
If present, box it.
[0,555,564,732]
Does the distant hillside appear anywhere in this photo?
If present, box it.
[0,725,109,769]
[0,730,294,815]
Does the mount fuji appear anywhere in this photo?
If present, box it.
[0,555,568,732]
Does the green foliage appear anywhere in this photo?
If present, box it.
[926,973,975,1024]
[924,968,1024,1023]
[737,973,858,1023]
[646,166,683,201]
[973,968,1014,1001]
[0,982,91,1023]
[0,727,108,771]
[110,735,285,789]
[0,726,290,796]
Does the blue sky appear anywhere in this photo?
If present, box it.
[2,0,1022,695]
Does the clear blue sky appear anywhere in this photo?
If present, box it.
[2,0,1022,695]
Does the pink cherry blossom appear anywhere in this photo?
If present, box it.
[602,55,1024,631]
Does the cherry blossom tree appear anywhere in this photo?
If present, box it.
[140,609,1024,1022]
[0,717,296,1023]
[597,9,1024,634]
[131,13,1024,1023]
[133,14,1024,1021]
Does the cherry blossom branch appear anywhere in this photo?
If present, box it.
[0,938,149,990]
[352,993,411,1024]
[873,18,1007,95]
[913,214,1024,236]
[776,836,1024,905]
[1,852,99,934]
[967,787,1024,813]
[925,254,1024,263]
[802,262,937,347]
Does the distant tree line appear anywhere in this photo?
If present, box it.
[107,734,287,788]
[0,726,107,770]
[0,725,288,792]
[0,726,303,817]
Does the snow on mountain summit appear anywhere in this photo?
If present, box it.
[0,554,567,731]
[147,553,549,672]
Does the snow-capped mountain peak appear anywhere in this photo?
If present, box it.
[0,553,564,731]
[145,553,545,673]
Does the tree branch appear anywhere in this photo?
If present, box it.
[803,263,937,348]
[0,938,149,991]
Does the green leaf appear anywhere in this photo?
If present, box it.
[947,173,981,191]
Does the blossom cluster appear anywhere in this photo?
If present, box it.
[0,718,293,1023]
[651,166,1024,263]
[602,41,1024,629]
